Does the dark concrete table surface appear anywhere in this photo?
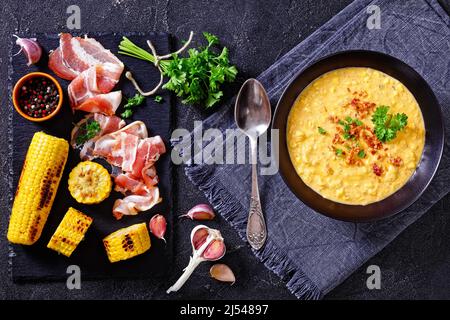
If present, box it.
[1,0,449,300]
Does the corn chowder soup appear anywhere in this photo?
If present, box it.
[287,67,425,205]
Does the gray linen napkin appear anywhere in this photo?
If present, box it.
[176,0,450,299]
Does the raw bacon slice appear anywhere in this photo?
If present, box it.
[94,133,165,179]
[71,34,124,71]
[48,48,78,80]
[93,113,126,135]
[103,120,148,139]
[68,65,122,108]
[111,132,140,171]
[71,113,125,159]
[49,33,124,80]
[49,33,123,82]
[131,137,166,176]
[49,34,124,115]
[114,173,149,196]
[112,187,162,220]
[141,165,159,188]
[81,120,165,219]
[60,33,90,73]
[74,91,122,115]
[114,167,159,195]
[93,121,148,163]
[71,113,126,147]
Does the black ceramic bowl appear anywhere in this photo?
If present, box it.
[273,50,444,222]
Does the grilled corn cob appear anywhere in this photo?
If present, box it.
[47,207,93,257]
[7,132,69,245]
[68,161,112,204]
[103,223,151,263]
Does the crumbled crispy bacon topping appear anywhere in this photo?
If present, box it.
[346,98,376,118]
[390,156,403,167]
[346,147,363,166]
[354,90,368,98]
[325,93,392,169]
[349,123,362,137]
[362,128,383,152]
[329,115,340,123]
[332,133,344,144]
[373,163,383,176]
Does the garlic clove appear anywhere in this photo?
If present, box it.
[202,239,226,260]
[191,225,210,250]
[210,264,236,284]
[149,214,167,242]
[13,35,42,66]
[181,204,215,220]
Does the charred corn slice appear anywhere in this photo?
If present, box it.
[7,132,69,245]
[103,223,151,263]
[68,161,112,204]
[47,207,93,257]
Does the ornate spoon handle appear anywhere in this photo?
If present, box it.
[246,137,267,250]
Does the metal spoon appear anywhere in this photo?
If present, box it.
[235,78,271,250]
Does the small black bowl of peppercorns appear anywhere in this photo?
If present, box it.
[13,72,63,122]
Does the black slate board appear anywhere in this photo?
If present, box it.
[10,33,173,281]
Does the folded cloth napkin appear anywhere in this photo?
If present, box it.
[177,0,450,299]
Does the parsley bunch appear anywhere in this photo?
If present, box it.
[119,32,238,108]
[371,106,408,142]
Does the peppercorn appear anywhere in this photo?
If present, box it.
[18,76,59,118]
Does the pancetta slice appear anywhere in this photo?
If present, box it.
[70,113,126,159]
[94,113,126,135]
[116,132,140,172]
[141,164,159,188]
[67,65,123,115]
[131,136,166,178]
[93,121,148,160]
[49,33,124,81]
[112,187,162,220]
[48,47,78,80]
[114,173,149,196]
[74,91,122,115]
[68,65,121,107]
[83,120,165,219]
[49,34,124,116]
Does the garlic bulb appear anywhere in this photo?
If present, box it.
[166,225,226,293]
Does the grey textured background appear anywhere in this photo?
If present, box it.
[1,0,449,300]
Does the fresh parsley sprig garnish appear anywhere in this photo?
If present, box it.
[318,127,327,135]
[357,149,366,158]
[76,120,101,145]
[371,106,408,142]
[339,116,362,140]
[121,93,146,119]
